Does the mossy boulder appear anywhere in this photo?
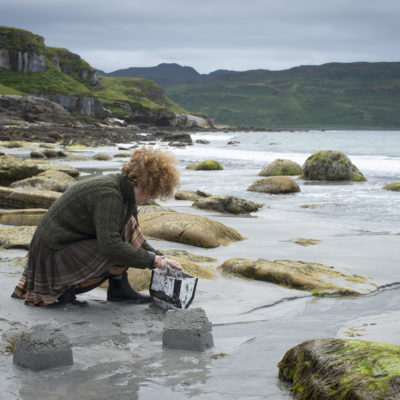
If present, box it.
[303,150,366,182]
[278,338,400,400]
[218,258,376,295]
[0,225,36,249]
[0,186,61,209]
[193,195,264,214]
[186,163,198,170]
[10,169,76,192]
[174,190,211,201]
[24,159,79,178]
[138,211,244,248]
[113,153,131,158]
[247,176,300,194]
[383,182,400,191]
[0,208,47,226]
[0,155,40,186]
[258,159,303,176]
[92,152,113,161]
[195,160,224,171]
[30,150,45,159]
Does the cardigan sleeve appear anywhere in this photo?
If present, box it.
[92,194,155,269]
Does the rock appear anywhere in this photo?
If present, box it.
[218,258,376,295]
[0,209,47,226]
[30,150,45,159]
[158,132,193,145]
[10,169,76,193]
[168,142,186,148]
[13,324,73,371]
[227,140,240,145]
[0,186,61,209]
[258,158,303,176]
[39,143,56,149]
[113,153,131,158]
[193,195,263,214]
[278,338,400,400]
[247,176,300,194]
[196,139,210,144]
[68,155,88,161]
[186,163,198,170]
[126,251,216,291]
[0,225,36,248]
[137,205,176,217]
[0,155,40,186]
[162,308,214,351]
[24,159,79,178]
[383,182,400,191]
[0,95,72,124]
[302,150,366,182]
[43,149,68,158]
[293,238,322,246]
[195,160,224,171]
[138,211,244,248]
[92,152,113,161]
[174,190,211,201]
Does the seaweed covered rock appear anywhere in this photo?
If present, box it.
[303,150,366,182]
[174,190,211,201]
[138,211,244,248]
[193,195,263,214]
[24,159,79,178]
[247,176,300,194]
[218,258,376,295]
[195,160,223,171]
[0,155,40,186]
[0,186,61,209]
[0,208,47,226]
[92,152,113,161]
[258,159,303,176]
[383,182,400,191]
[10,169,76,192]
[278,338,400,400]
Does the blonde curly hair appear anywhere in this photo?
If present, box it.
[121,147,180,200]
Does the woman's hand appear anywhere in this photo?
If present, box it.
[154,256,183,271]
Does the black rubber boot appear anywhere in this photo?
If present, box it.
[58,287,88,307]
[107,271,152,304]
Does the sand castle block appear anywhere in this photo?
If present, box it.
[162,308,214,351]
[13,324,73,371]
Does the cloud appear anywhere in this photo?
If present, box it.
[2,0,400,73]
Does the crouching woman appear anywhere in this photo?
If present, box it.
[12,147,182,306]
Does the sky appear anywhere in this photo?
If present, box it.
[2,0,400,74]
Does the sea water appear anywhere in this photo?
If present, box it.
[170,130,400,234]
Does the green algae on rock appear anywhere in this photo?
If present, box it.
[302,150,366,182]
[278,338,400,400]
[258,159,303,177]
[193,195,263,214]
[195,160,224,171]
[218,258,376,295]
[247,176,300,194]
[293,238,322,246]
[383,182,400,191]
[138,211,244,248]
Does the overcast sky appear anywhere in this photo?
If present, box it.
[2,0,400,73]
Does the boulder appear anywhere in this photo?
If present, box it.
[30,150,45,159]
[174,190,211,201]
[196,139,210,144]
[247,176,300,194]
[218,258,376,295]
[302,150,366,181]
[0,155,40,186]
[43,149,68,158]
[0,209,47,226]
[0,186,61,209]
[293,238,322,246]
[138,211,244,248]
[0,225,36,249]
[10,170,76,192]
[258,158,303,176]
[113,153,131,158]
[186,163,198,170]
[193,195,263,214]
[279,338,400,400]
[92,152,113,161]
[383,182,400,191]
[195,160,223,171]
[137,205,176,217]
[24,159,79,178]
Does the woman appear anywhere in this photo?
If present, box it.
[12,147,182,306]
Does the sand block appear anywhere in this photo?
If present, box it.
[13,324,73,371]
[163,308,214,351]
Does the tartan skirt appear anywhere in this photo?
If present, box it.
[11,216,146,306]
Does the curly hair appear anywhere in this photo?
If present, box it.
[121,147,180,200]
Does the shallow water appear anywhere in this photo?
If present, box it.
[1,130,400,399]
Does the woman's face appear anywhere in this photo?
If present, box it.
[134,185,156,205]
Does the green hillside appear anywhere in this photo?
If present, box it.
[0,26,185,119]
[165,62,400,129]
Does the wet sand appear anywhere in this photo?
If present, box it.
[1,197,399,399]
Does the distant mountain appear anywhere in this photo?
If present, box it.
[164,62,400,129]
[105,63,201,86]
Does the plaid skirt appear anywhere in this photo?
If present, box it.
[11,216,146,306]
